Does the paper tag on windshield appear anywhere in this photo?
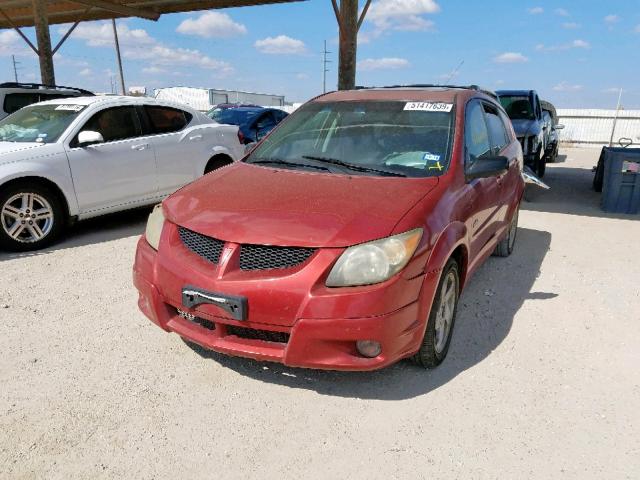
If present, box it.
[55,104,83,112]
[404,102,453,112]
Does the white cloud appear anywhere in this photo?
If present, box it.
[635,24,640,33]
[554,8,569,16]
[79,68,92,77]
[604,14,619,25]
[553,81,583,92]
[602,87,622,93]
[527,7,544,14]
[0,30,28,56]
[142,66,166,74]
[493,52,528,64]
[562,22,580,29]
[176,12,247,38]
[67,21,233,75]
[254,35,306,55]
[357,57,410,70]
[536,39,590,51]
[366,0,439,34]
[295,73,309,80]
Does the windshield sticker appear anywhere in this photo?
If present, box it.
[55,104,84,112]
[404,102,453,112]
[423,152,441,162]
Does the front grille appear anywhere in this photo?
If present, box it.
[179,227,224,264]
[177,308,216,331]
[225,325,290,344]
[239,244,315,270]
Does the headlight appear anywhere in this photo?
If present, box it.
[326,229,423,287]
[145,204,165,250]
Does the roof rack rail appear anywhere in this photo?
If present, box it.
[0,82,94,96]
[355,83,497,99]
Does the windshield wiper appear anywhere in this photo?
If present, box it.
[301,155,407,177]
[247,158,330,171]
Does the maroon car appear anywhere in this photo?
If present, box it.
[134,85,524,371]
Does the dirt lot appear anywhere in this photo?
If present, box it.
[1,148,638,479]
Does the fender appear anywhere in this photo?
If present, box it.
[0,161,79,217]
[424,221,469,287]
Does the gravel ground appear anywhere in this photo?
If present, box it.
[1,147,638,480]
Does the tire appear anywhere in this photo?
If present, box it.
[204,155,233,174]
[412,258,460,369]
[0,182,66,251]
[535,148,546,178]
[494,207,519,257]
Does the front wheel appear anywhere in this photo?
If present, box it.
[534,148,546,178]
[412,258,460,369]
[0,183,65,251]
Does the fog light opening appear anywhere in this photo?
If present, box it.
[356,340,382,358]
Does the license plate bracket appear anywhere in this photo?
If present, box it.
[182,286,247,321]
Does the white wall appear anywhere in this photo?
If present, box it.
[557,109,640,147]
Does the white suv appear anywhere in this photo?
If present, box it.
[0,95,245,251]
[0,82,92,121]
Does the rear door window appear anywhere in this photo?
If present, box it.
[483,103,510,153]
[144,106,192,134]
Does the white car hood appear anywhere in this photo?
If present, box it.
[0,141,46,155]
[0,141,58,166]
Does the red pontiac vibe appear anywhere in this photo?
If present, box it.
[133,85,525,371]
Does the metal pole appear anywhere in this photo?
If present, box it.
[32,0,55,85]
[608,88,623,147]
[112,19,126,95]
[12,55,19,82]
[322,40,331,93]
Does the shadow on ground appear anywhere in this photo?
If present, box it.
[522,161,639,220]
[0,207,149,262]
[185,227,552,400]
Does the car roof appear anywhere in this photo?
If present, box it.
[32,95,198,112]
[315,86,489,104]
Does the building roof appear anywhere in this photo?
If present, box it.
[0,1,304,28]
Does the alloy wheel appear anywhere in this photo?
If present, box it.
[1,192,54,244]
[434,270,457,354]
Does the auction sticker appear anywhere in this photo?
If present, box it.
[404,102,453,112]
[55,105,84,112]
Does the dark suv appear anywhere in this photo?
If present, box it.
[496,89,548,177]
[134,85,524,371]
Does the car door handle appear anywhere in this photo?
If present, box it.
[131,143,149,151]
[189,134,203,141]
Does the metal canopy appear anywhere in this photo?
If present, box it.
[0,1,302,28]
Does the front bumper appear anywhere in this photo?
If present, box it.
[133,226,436,371]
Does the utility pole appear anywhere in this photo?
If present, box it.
[322,40,331,93]
[11,55,20,82]
[332,0,371,90]
[112,19,126,95]
[32,0,55,85]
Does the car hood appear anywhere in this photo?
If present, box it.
[163,163,438,248]
[511,119,540,137]
[0,141,46,156]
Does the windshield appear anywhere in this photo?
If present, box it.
[246,100,455,178]
[0,104,84,143]
[207,108,260,125]
[498,95,535,120]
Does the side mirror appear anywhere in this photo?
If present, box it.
[554,124,565,130]
[77,130,104,146]
[466,156,509,181]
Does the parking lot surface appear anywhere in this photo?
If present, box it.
[1,148,638,479]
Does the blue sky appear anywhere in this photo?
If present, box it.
[1,0,639,108]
